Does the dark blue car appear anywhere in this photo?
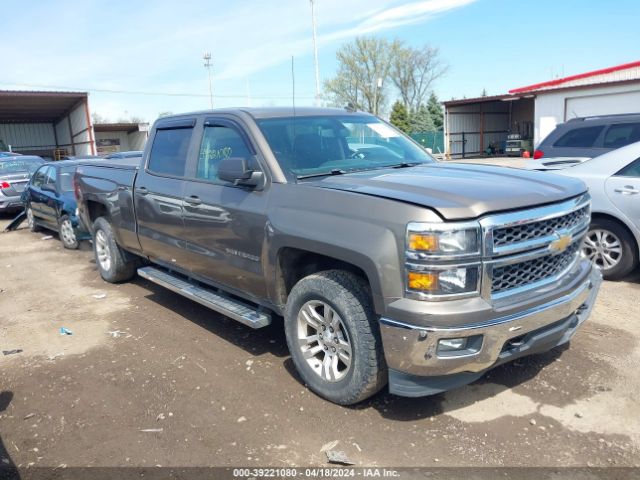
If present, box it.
[21,160,90,249]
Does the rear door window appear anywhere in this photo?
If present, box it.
[147,127,194,177]
[603,123,640,149]
[553,126,604,148]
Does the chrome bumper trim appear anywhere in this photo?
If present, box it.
[380,265,602,377]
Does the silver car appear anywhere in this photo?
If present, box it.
[552,141,640,279]
[0,155,45,212]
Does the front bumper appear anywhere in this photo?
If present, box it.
[380,264,602,397]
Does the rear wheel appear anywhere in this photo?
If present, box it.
[583,219,638,280]
[284,270,387,405]
[92,217,137,283]
[59,215,79,250]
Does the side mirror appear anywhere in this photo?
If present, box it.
[218,157,263,187]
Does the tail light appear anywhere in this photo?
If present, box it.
[533,149,544,160]
[0,181,10,189]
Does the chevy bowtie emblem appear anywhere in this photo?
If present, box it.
[549,233,572,253]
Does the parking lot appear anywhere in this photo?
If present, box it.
[1,214,639,469]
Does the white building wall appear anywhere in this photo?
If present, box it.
[68,103,92,155]
[128,131,147,151]
[534,82,640,145]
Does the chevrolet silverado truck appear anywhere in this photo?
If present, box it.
[74,108,602,405]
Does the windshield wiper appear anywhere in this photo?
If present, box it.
[390,162,422,168]
[297,168,347,179]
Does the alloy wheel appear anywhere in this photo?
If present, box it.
[296,300,352,382]
[26,207,34,229]
[583,229,623,271]
[95,229,112,272]
[60,219,76,246]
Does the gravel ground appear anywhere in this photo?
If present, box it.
[0,214,639,471]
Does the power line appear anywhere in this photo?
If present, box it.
[0,81,316,100]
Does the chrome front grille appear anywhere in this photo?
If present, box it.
[491,242,581,294]
[480,194,591,298]
[492,205,589,248]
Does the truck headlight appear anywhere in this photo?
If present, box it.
[407,267,480,295]
[407,222,480,257]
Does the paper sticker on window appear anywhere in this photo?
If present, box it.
[367,123,399,138]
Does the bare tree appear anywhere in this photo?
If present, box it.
[91,112,108,124]
[323,37,400,115]
[390,45,448,113]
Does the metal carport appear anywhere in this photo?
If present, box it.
[0,90,95,159]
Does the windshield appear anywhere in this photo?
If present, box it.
[256,114,434,178]
[0,157,44,175]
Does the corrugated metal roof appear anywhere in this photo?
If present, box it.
[443,93,518,107]
[0,90,88,123]
[509,60,640,94]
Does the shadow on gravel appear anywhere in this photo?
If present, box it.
[134,277,290,359]
[0,391,19,480]
[350,344,569,421]
[133,274,578,420]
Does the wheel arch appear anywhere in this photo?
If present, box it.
[273,245,384,315]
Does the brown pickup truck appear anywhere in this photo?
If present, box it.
[75,107,602,404]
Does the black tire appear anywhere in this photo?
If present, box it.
[284,270,387,405]
[58,215,79,250]
[92,217,137,283]
[25,204,40,232]
[584,218,638,280]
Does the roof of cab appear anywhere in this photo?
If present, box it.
[155,106,370,121]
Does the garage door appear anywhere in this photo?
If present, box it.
[565,90,640,120]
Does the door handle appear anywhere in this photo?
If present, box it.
[614,185,639,195]
[184,195,202,206]
[135,186,149,195]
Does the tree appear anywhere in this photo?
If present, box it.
[409,104,435,133]
[390,45,448,113]
[427,93,444,131]
[91,112,108,124]
[323,37,400,115]
[389,101,411,133]
[481,88,488,97]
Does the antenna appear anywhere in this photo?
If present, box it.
[291,55,296,113]
[291,55,296,153]
[203,52,213,109]
[310,0,321,106]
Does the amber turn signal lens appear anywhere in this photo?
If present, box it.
[408,233,438,251]
[407,272,438,291]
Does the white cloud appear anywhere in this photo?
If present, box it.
[0,0,477,120]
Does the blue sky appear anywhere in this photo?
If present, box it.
[1,0,639,122]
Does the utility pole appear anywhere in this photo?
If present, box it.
[203,52,213,109]
[310,0,321,106]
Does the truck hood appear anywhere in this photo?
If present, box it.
[306,163,587,220]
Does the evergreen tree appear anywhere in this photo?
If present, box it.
[409,104,435,133]
[427,93,444,130]
[389,101,411,134]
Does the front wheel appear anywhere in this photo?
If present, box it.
[284,270,387,405]
[583,219,638,280]
[26,205,40,232]
[92,217,137,283]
